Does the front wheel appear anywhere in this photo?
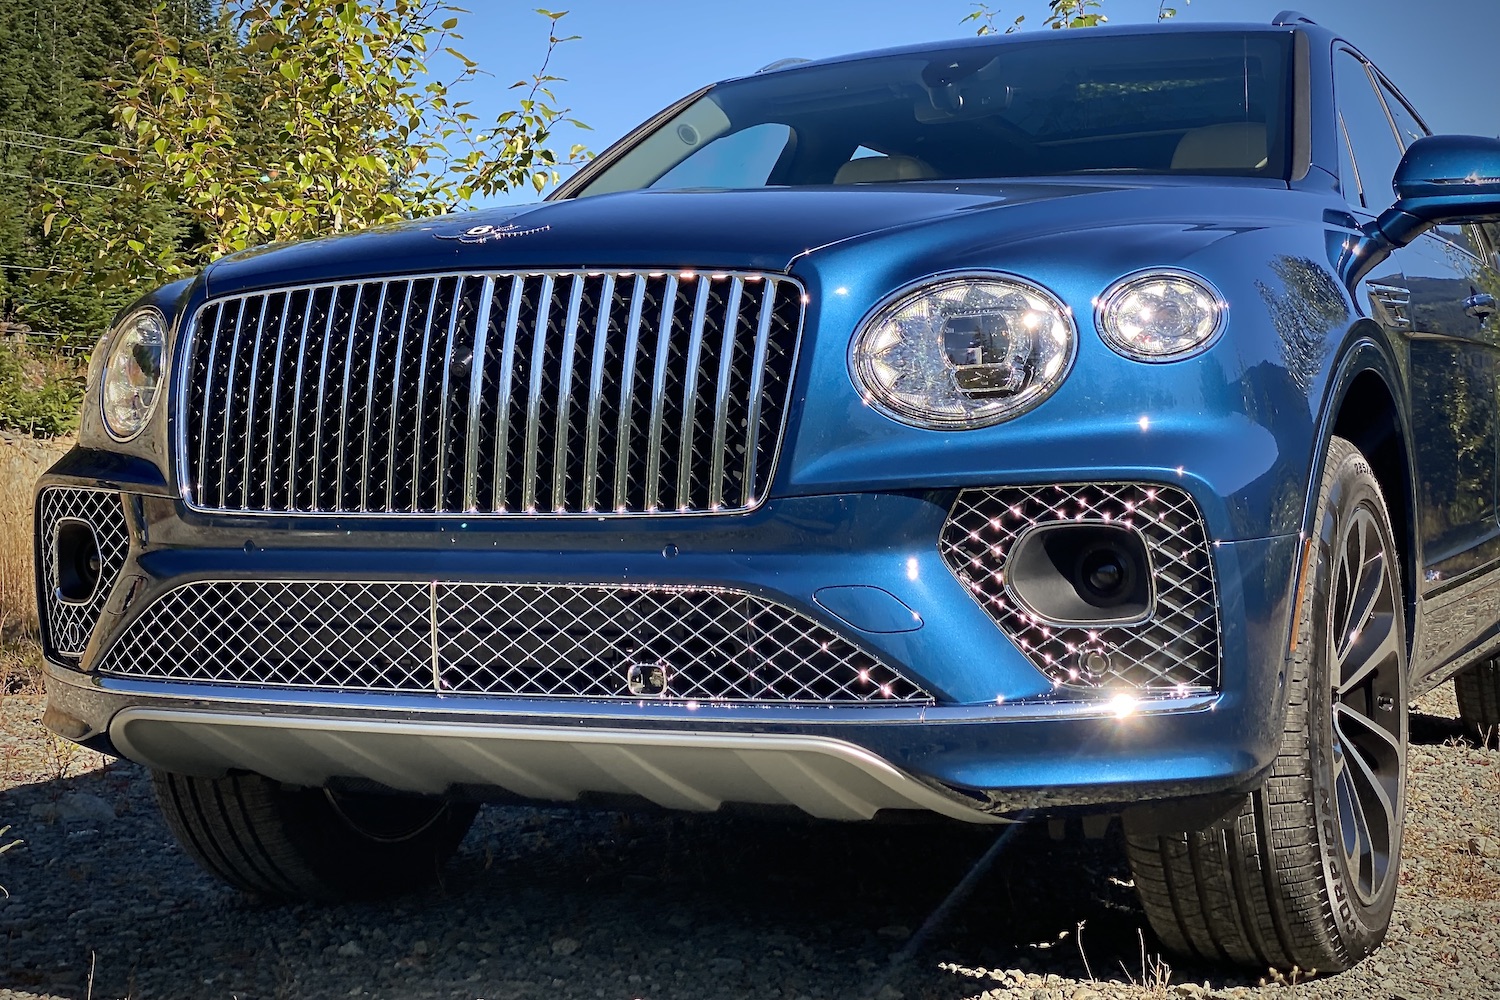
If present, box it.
[1124,436,1408,972]
[153,770,479,901]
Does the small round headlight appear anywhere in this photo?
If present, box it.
[100,307,166,441]
[850,273,1076,429]
[1097,270,1226,361]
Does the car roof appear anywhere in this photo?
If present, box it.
[728,20,1340,86]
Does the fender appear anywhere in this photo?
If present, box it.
[1290,323,1419,674]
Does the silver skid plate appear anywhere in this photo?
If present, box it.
[110,709,1004,824]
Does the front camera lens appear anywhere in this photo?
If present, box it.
[1082,550,1125,597]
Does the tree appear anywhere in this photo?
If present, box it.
[963,0,1188,34]
[0,1,207,340]
[53,0,588,288]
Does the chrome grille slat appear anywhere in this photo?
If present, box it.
[179,269,804,517]
[97,579,930,705]
[521,275,554,513]
[742,278,778,508]
[676,278,713,512]
[551,274,586,511]
[643,274,678,512]
[612,276,648,511]
[707,277,744,510]
[581,274,615,512]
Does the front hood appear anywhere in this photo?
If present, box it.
[200,180,1273,296]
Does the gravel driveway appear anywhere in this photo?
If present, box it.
[1,686,1495,1000]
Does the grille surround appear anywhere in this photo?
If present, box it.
[174,270,806,518]
[36,487,129,658]
[939,483,1221,693]
[95,579,932,705]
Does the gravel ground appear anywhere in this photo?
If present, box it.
[1,686,1495,1000]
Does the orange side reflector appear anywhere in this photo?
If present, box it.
[1289,536,1316,654]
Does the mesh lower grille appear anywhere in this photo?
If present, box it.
[939,484,1220,692]
[96,580,931,704]
[36,488,129,658]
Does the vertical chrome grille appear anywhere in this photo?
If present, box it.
[179,271,805,515]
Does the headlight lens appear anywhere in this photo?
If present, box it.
[100,307,166,440]
[1097,270,1225,361]
[850,274,1076,429]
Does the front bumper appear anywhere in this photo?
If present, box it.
[39,458,1301,820]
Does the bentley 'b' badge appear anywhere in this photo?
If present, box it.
[434,221,550,245]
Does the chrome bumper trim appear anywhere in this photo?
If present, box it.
[108,708,1007,825]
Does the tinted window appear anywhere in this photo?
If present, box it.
[1376,76,1428,149]
[651,123,793,190]
[1335,52,1403,209]
[575,32,1293,196]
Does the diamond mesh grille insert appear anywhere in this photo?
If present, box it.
[178,271,805,516]
[37,488,129,658]
[939,484,1220,692]
[96,580,931,704]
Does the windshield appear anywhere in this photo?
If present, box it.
[573,31,1293,196]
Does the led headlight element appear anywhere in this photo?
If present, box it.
[1098,270,1226,361]
[851,273,1076,429]
[100,307,166,441]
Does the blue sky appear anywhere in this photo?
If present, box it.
[448,0,1500,204]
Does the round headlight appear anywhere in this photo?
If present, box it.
[1097,270,1226,361]
[850,273,1076,429]
[100,307,166,441]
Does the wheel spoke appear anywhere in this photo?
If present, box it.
[1332,702,1401,899]
[1335,758,1370,891]
[1334,701,1404,769]
[1336,609,1399,695]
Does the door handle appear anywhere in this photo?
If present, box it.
[1464,292,1497,318]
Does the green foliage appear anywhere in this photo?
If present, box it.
[0,341,87,438]
[55,0,588,287]
[0,2,198,345]
[965,0,1189,34]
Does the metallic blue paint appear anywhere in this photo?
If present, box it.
[38,19,1500,815]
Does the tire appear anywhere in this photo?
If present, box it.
[152,770,479,901]
[1124,436,1408,972]
[1454,659,1500,746]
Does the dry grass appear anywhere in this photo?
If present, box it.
[0,433,73,695]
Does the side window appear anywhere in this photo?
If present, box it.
[1436,225,1489,265]
[650,123,794,191]
[1334,51,1404,210]
[1375,77,1428,149]
[1482,224,1500,269]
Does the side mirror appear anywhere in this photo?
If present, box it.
[1372,134,1500,246]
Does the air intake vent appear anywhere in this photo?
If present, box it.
[940,483,1220,693]
[36,487,129,658]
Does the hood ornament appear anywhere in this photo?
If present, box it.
[434,220,550,245]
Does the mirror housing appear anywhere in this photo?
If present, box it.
[1373,134,1500,246]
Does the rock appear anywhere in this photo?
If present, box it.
[551,937,580,957]
[1468,835,1500,858]
[710,957,743,974]
[1174,985,1206,998]
[55,793,116,826]
[411,940,430,955]
[875,986,903,1000]
[336,941,363,958]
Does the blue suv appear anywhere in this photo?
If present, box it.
[36,10,1500,973]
